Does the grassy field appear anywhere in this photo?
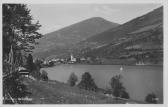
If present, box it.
[22,78,144,104]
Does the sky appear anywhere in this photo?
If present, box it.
[27,4,162,34]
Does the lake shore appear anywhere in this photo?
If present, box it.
[42,64,163,103]
[45,63,163,68]
[21,77,146,104]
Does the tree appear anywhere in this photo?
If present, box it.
[3,4,42,58]
[34,58,43,68]
[110,75,129,99]
[30,58,43,80]
[41,70,48,81]
[145,93,157,104]
[26,54,34,72]
[68,72,78,86]
[3,4,42,103]
[78,72,98,91]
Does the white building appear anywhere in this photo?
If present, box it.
[70,54,76,62]
[80,57,86,61]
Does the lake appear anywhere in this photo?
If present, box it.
[42,64,163,103]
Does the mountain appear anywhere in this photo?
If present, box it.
[33,17,119,59]
[80,7,163,65]
[33,7,163,65]
[85,7,163,44]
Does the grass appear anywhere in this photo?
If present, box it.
[22,77,145,104]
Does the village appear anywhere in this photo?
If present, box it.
[41,54,102,67]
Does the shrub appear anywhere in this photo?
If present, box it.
[145,93,157,104]
[30,70,41,80]
[29,59,42,80]
[110,75,129,99]
[68,72,78,86]
[120,90,129,99]
[41,70,48,81]
[78,72,98,91]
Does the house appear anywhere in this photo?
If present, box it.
[80,57,86,61]
[18,67,29,77]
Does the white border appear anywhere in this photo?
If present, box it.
[0,0,165,4]
[0,0,168,107]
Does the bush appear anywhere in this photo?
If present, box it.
[110,75,129,99]
[30,59,42,80]
[30,70,41,80]
[41,70,48,81]
[78,72,98,91]
[68,72,78,86]
[145,93,157,104]
[120,90,129,99]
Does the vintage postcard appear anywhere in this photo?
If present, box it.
[1,0,168,106]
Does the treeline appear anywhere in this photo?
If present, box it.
[67,72,159,103]
[67,72,129,99]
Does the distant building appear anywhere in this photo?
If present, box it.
[43,61,48,65]
[70,54,76,62]
[60,58,65,62]
[80,57,86,61]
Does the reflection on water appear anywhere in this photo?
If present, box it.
[42,64,163,103]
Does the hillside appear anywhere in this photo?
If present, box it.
[33,17,119,59]
[80,7,163,65]
[20,78,144,104]
[85,7,162,44]
[33,7,163,65]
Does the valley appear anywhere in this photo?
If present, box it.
[33,7,163,65]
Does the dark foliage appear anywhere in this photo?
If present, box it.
[3,72,31,103]
[145,93,157,104]
[78,72,98,91]
[30,59,43,80]
[110,75,129,99]
[41,70,48,81]
[3,4,42,103]
[30,69,41,80]
[68,72,78,86]
[120,90,129,99]
[26,54,34,72]
[3,4,42,55]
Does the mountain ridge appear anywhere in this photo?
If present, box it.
[79,7,163,65]
[33,17,119,59]
[85,7,163,44]
[33,6,163,65]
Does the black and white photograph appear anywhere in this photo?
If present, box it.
[1,0,168,105]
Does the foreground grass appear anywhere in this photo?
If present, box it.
[22,78,143,104]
